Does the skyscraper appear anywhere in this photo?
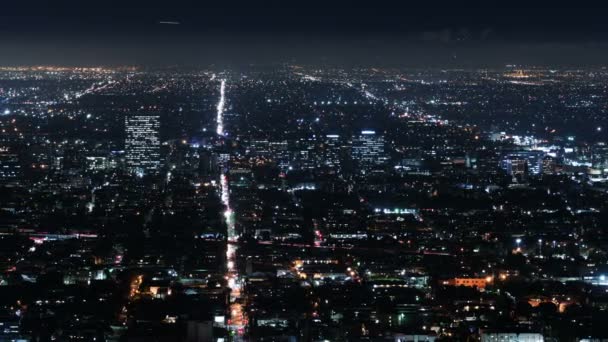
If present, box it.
[323,134,342,171]
[125,115,161,176]
[351,130,387,169]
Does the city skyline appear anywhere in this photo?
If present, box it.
[1,3,608,342]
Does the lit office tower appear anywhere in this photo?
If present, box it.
[500,156,527,179]
[323,134,342,170]
[352,130,387,168]
[499,151,544,177]
[125,115,161,176]
[0,149,21,183]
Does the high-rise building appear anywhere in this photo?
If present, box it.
[352,130,387,168]
[0,149,21,182]
[249,139,270,157]
[501,156,528,178]
[323,134,342,171]
[269,140,290,171]
[199,149,218,176]
[591,142,608,170]
[542,156,557,175]
[86,156,114,171]
[292,137,317,171]
[499,151,544,176]
[125,115,161,176]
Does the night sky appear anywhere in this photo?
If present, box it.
[2,1,608,66]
